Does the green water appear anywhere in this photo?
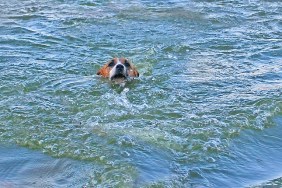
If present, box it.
[0,0,281,187]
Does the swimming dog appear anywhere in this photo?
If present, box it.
[97,57,139,81]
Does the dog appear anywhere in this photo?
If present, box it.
[97,57,139,81]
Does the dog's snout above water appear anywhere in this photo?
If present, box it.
[116,64,124,73]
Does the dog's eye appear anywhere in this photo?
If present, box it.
[124,61,130,67]
[108,61,115,67]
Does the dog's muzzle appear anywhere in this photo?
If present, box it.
[110,64,127,80]
[116,64,124,74]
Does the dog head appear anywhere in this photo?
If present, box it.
[97,58,139,80]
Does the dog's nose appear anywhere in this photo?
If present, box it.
[116,64,124,71]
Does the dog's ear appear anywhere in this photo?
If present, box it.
[96,64,110,77]
[128,67,139,77]
[133,69,139,77]
[125,59,139,77]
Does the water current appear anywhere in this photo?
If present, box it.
[0,0,281,187]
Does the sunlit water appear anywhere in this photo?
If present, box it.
[0,0,281,187]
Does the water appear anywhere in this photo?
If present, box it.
[0,0,281,187]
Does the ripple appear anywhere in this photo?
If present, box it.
[0,0,282,187]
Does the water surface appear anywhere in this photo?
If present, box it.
[0,0,281,187]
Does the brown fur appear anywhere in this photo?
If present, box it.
[97,58,139,78]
